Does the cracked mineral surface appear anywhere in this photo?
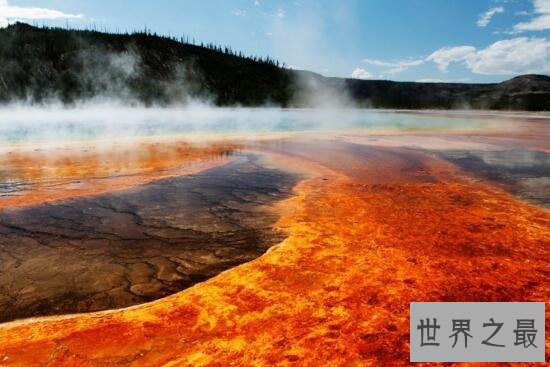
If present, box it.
[0,153,299,322]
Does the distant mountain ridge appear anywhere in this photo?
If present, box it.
[1,23,549,110]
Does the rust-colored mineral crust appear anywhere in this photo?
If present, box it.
[0,141,548,366]
[0,140,237,209]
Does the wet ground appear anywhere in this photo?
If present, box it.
[0,153,299,322]
[0,110,548,366]
[433,149,550,207]
[0,136,547,366]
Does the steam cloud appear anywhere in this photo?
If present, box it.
[0,34,363,148]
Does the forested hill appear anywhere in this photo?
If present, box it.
[1,23,549,110]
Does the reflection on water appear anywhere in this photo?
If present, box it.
[0,141,239,208]
[0,178,32,197]
[438,149,549,174]
[435,149,550,207]
[475,149,550,169]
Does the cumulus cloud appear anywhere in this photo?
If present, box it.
[0,0,83,28]
[362,57,424,75]
[350,68,372,79]
[427,37,550,75]
[514,0,550,31]
[426,46,476,72]
[468,37,550,74]
[477,6,504,27]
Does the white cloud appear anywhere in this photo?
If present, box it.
[363,58,423,68]
[0,0,83,27]
[467,37,550,74]
[254,0,260,5]
[232,9,246,17]
[477,6,504,27]
[427,37,550,75]
[415,77,471,83]
[426,46,476,72]
[416,78,448,83]
[362,57,424,75]
[351,68,373,79]
[514,0,550,31]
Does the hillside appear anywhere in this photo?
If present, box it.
[1,23,549,110]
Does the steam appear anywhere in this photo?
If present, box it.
[0,24,516,151]
[0,18,360,119]
[291,71,356,108]
[0,103,500,149]
[76,47,141,101]
[0,28,364,147]
[0,104,353,146]
[268,6,356,109]
[0,30,207,106]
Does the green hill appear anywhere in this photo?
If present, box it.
[1,23,549,110]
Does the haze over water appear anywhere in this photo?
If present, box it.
[0,107,512,145]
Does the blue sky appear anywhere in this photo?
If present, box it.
[1,0,549,82]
